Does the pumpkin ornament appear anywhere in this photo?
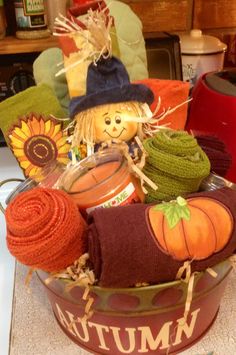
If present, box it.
[87,187,236,288]
[148,195,233,261]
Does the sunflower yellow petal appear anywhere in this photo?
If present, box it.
[13,127,28,140]
[58,143,71,154]
[9,136,24,148]
[44,120,51,135]
[21,120,31,137]
[57,157,70,164]
[52,132,62,144]
[20,161,31,169]
[12,148,24,158]
[29,167,40,177]
[11,131,25,143]
[56,136,68,148]
[18,156,29,162]
[51,124,62,138]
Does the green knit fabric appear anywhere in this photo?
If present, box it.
[0,83,66,144]
[143,130,211,202]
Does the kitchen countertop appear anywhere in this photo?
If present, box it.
[1,147,236,355]
[0,148,23,355]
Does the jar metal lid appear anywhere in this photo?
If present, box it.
[179,29,227,54]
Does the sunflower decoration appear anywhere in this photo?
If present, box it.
[9,114,71,178]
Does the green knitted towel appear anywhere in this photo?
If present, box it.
[33,49,70,113]
[143,130,211,202]
[0,84,69,178]
[0,83,66,143]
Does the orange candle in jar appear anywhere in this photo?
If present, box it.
[58,149,144,215]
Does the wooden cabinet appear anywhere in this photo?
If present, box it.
[193,0,236,30]
[121,0,236,33]
[0,35,58,55]
[122,0,193,32]
[1,1,236,56]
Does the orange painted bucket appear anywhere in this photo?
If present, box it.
[37,260,232,354]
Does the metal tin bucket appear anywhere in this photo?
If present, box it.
[37,260,232,354]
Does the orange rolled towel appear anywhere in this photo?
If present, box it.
[135,78,190,130]
[6,188,87,272]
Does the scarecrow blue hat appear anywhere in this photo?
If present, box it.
[69,56,154,117]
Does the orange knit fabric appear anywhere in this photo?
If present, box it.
[135,78,190,130]
[6,188,87,272]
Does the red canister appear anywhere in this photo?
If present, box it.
[186,69,236,183]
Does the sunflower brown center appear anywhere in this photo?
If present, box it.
[24,135,57,167]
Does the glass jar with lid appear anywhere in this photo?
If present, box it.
[57,148,145,216]
[14,0,50,39]
[179,29,227,86]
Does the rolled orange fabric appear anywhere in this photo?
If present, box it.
[135,78,190,130]
[6,188,87,272]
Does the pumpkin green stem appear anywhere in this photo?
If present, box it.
[153,196,191,229]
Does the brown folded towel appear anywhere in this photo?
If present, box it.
[88,187,236,287]
[195,135,232,177]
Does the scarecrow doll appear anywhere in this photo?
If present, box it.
[54,5,189,160]
[69,55,155,157]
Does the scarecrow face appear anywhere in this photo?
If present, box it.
[94,102,139,143]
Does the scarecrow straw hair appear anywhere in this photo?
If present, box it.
[45,253,96,324]
[68,97,190,148]
[142,97,192,137]
[54,7,113,76]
